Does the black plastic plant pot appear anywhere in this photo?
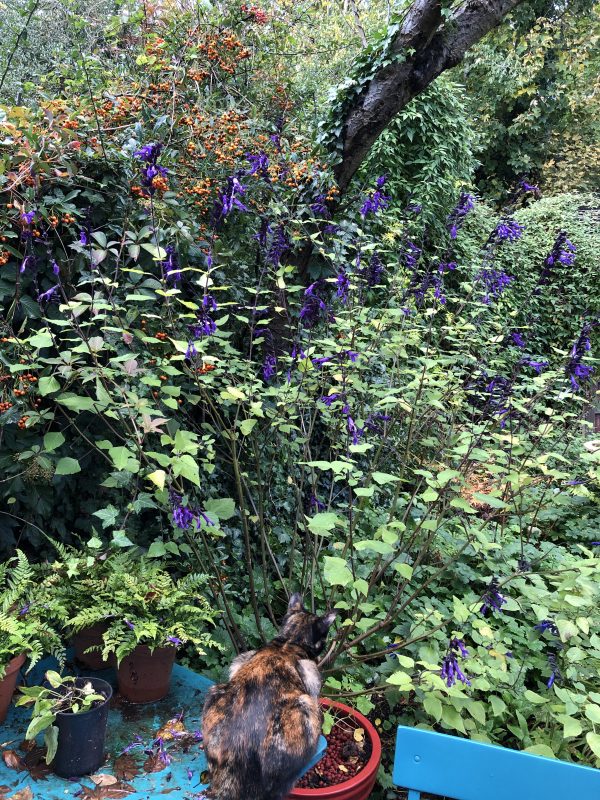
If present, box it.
[51,676,112,778]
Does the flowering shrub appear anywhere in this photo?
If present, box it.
[0,1,599,788]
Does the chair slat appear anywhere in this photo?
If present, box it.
[393,726,600,800]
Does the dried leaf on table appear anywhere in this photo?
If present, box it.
[143,751,168,773]
[5,789,33,800]
[2,751,25,772]
[90,774,119,786]
[155,719,186,741]
[79,781,134,800]
[113,754,140,781]
[18,740,36,753]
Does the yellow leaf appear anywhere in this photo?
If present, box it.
[354,727,365,742]
[147,470,166,490]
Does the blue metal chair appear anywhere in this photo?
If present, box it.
[393,725,600,799]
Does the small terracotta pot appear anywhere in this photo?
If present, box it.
[73,623,113,670]
[117,644,176,703]
[0,653,26,724]
[287,698,382,800]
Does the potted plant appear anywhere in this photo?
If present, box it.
[16,670,112,777]
[0,551,64,723]
[288,698,382,800]
[68,554,221,702]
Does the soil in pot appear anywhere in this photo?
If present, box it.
[116,644,176,704]
[73,623,112,670]
[0,653,26,724]
[52,676,112,778]
[289,699,381,799]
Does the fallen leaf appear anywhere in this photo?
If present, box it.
[338,764,348,773]
[155,719,186,741]
[79,781,134,800]
[353,727,365,743]
[23,746,51,780]
[113,754,140,781]
[18,740,36,753]
[2,751,25,772]
[143,751,167,773]
[6,789,33,800]
[90,774,119,786]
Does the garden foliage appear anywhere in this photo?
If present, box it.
[0,0,599,792]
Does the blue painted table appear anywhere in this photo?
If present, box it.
[0,655,215,799]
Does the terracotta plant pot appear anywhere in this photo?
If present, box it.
[287,698,382,800]
[73,623,113,670]
[0,653,26,724]
[52,676,112,778]
[117,644,176,703]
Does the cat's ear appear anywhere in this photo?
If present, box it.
[317,611,337,632]
[288,592,304,612]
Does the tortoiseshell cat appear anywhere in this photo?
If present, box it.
[202,594,336,800]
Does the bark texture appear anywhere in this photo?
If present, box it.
[333,0,527,192]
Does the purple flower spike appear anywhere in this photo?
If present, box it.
[480,578,507,617]
[167,636,183,646]
[125,619,135,630]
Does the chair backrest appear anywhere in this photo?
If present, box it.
[393,725,600,800]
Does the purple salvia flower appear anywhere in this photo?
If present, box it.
[510,331,526,348]
[52,260,60,276]
[246,151,269,178]
[38,284,60,304]
[21,211,36,225]
[336,270,349,302]
[320,393,341,406]
[440,638,471,688]
[185,341,198,360]
[480,578,507,617]
[125,619,135,630]
[262,353,277,381]
[521,358,548,374]
[267,225,289,267]
[167,636,183,646]
[20,255,35,273]
[493,218,524,243]
[566,321,596,391]
[447,192,475,239]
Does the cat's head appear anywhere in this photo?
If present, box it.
[278,593,336,658]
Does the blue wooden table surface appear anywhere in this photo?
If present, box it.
[0,653,213,799]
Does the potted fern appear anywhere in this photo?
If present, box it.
[40,539,121,670]
[16,671,112,777]
[0,551,64,723]
[67,554,221,703]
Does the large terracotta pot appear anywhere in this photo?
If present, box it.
[116,644,176,703]
[73,623,113,670]
[0,653,26,724]
[287,698,382,800]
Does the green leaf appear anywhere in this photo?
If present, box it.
[44,725,59,764]
[386,670,413,689]
[584,704,600,724]
[55,457,81,475]
[472,493,508,509]
[239,418,257,436]
[43,432,65,452]
[147,541,167,558]
[38,376,60,396]
[586,732,600,759]
[56,394,98,412]
[523,690,549,705]
[307,513,343,537]
[93,505,119,529]
[441,706,466,734]
[371,472,401,485]
[29,331,53,349]
[204,498,236,520]
[141,243,168,260]
[112,531,134,547]
[489,696,506,716]
[449,497,477,514]
[423,694,442,722]
[173,454,200,486]
[26,713,56,741]
[354,539,394,555]
[323,556,353,587]
[109,446,140,473]
[468,701,486,725]
[562,716,582,738]
[524,744,555,759]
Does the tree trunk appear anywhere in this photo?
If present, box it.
[332,0,527,193]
